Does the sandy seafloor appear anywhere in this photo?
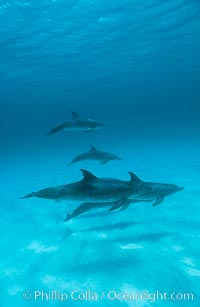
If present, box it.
[1,139,200,307]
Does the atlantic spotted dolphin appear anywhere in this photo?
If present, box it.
[47,111,106,135]
[21,170,183,221]
[110,172,184,210]
[64,199,144,221]
[20,169,150,206]
[68,145,121,166]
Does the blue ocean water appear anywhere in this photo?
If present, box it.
[1,0,200,306]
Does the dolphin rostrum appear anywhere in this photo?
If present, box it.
[47,111,106,135]
[68,145,122,166]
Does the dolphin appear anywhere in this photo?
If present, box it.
[64,199,145,221]
[47,111,106,135]
[21,169,148,225]
[68,145,122,166]
[20,170,183,221]
[20,169,150,208]
[110,172,184,210]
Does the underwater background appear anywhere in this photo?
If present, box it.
[0,0,200,306]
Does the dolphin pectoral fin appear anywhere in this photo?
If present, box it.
[152,197,165,207]
[119,199,140,211]
[119,203,130,211]
[109,201,122,211]
[84,128,94,133]
[109,199,127,211]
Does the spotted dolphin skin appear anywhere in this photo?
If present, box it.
[47,111,106,135]
[68,145,122,166]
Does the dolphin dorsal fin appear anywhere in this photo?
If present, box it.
[128,171,143,184]
[90,145,97,151]
[80,169,97,181]
[71,111,80,119]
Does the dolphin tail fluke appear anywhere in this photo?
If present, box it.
[46,128,58,136]
[46,129,59,136]
[20,192,35,199]
[47,123,65,136]
[64,213,73,222]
